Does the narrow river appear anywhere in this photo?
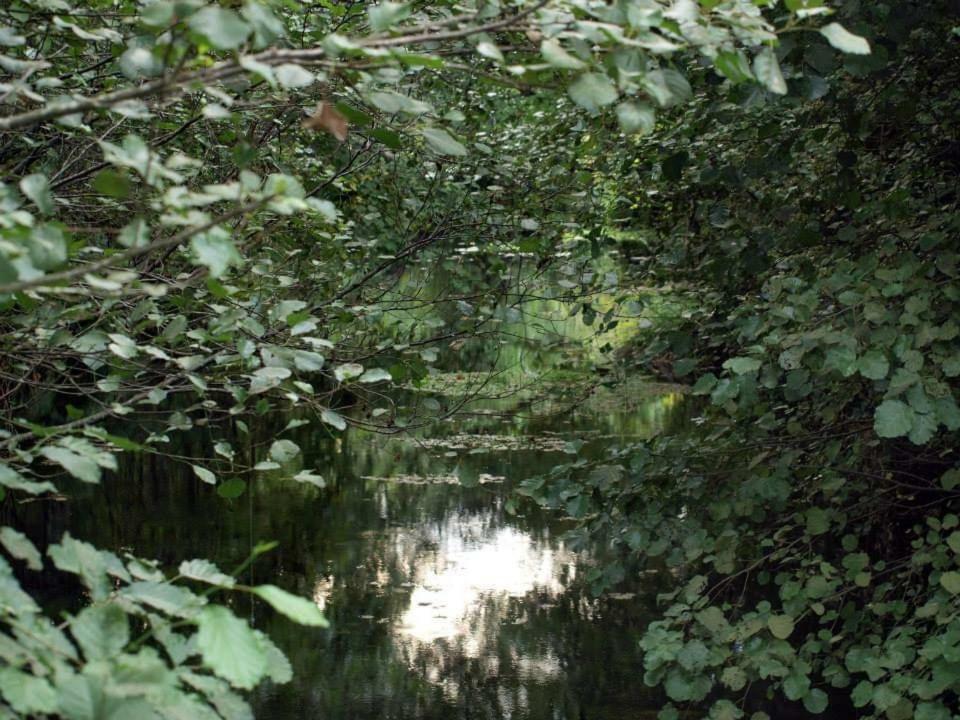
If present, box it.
[11,382,684,719]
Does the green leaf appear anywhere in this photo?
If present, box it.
[872,684,901,712]
[824,346,857,377]
[191,228,243,278]
[916,702,952,720]
[193,465,216,485]
[110,649,175,696]
[767,614,795,639]
[541,39,585,70]
[677,640,710,672]
[292,470,325,488]
[358,368,392,383]
[269,439,300,463]
[122,581,202,616]
[947,531,960,555]
[56,673,103,719]
[939,571,960,594]
[40,445,101,483]
[909,411,938,445]
[372,127,402,148]
[250,366,291,394]
[93,169,131,198]
[179,559,235,587]
[368,90,428,114]
[659,706,680,720]
[28,224,67,270]
[0,527,42,570]
[189,7,251,50]
[664,669,693,701]
[70,604,129,660]
[857,350,889,379]
[692,373,718,394]
[251,585,329,626]
[141,2,177,27]
[320,408,347,431]
[291,350,325,372]
[616,102,656,134]
[477,41,502,62]
[0,463,55,495]
[851,680,874,707]
[783,672,810,700]
[803,689,828,714]
[568,73,618,113]
[196,605,267,689]
[118,217,149,248]
[842,552,869,575]
[805,507,829,535]
[256,630,293,684]
[334,363,364,382]
[695,606,730,636]
[217,479,246,499]
[820,23,871,55]
[874,400,914,438]
[714,50,753,83]
[0,667,57,715]
[119,46,161,80]
[935,395,960,431]
[641,69,691,108]
[753,48,787,95]
[941,469,960,491]
[20,173,54,214]
[275,63,314,88]
[241,1,286,47]
[0,27,25,46]
[48,533,117,599]
[368,2,411,32]
[720,666,747,691]
[420,127,467,156]
[709,701,743,720]
[723,357,762,375]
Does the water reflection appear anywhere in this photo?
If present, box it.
[12,387,684,719]
[250,395,683,719]
[395,515,574,644]
[333,509,580,720]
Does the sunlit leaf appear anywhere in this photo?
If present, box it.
[269,440,300,463]
[0,527,42,570]
[20,173,54,214]
[251,585,328,627]
[767,614,795,639]
[568,73,618,112]
[196,606,267,689]
[420,127,467,156]
[320,408,347,431]
[70,604,129,661]
[820,23,871,55]
[179,559,236,588]
[753,48,787,94]
[189,7,251,50]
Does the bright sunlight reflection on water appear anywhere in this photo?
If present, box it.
[397,518,575,645]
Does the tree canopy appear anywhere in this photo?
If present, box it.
[1,0,958,718]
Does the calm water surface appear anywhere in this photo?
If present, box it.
[13,391,683,719]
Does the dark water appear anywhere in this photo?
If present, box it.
[9,390,683,719]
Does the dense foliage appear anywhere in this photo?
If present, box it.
[0,0,952,717]
[518,3,960,719]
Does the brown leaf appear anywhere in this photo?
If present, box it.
[302,102,348,142]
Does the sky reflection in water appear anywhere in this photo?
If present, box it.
[252,393,687,720]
